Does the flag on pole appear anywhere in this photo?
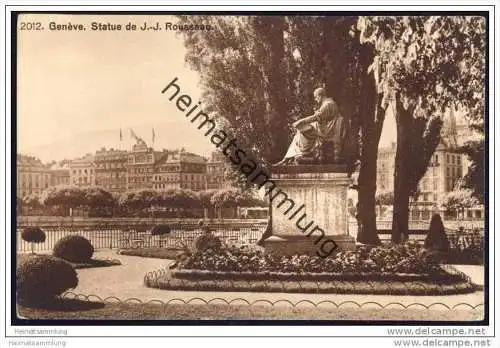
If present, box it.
[152,128,156,143]
[130,129,138,140]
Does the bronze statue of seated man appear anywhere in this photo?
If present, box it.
[275,88,347,166]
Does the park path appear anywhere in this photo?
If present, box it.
[71,250,485,311]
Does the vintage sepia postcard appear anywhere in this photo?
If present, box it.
[3,3,497,347]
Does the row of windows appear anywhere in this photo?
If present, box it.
[154,175,180,182]
[96,178,126,184]
[73,177,95,184]
[154,183,180,190]
[420,178,439,191]
[95,163,125,169]
[96,155,125,161]
[20,182,49,189]
[128,177,152,183]
[19,177,69,187]
[153,182,207,189]
[97,172,125,179]
[153,174,206,181]
[418,193,438,202]
[446,153,462,165]
[128,155,154,163]
[156,165,181,172]
[18,173,51,182]
[52,178,70,184]
[72,169,94,175]
[446,167,462,178]
[128,167,153,174]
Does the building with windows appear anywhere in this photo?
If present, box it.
[16,155,52,198]
[206,151,233,190]
[95,147,128,194]
[153,150,207,191]
[377,142,469,220]
[376,108,483,221]
[69,154,96,187]
[49,163,70,187]
[124,139,168,191]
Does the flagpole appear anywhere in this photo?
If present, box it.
[152,128,155,149]
[119,128,123,151]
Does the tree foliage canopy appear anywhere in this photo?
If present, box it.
[357,16,485,120]
[441,189,480,213]
[41,186,87,208]
[458,136,485,202]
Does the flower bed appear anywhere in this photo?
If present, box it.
[170,268,465,283]
[144,242,477,295]
[146,265,476,295]
[178,242,441,275]
[151,273,474,295]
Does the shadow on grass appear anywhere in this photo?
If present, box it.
[72,258,122,269]
[19,298,105,312]
[17,253,121,269]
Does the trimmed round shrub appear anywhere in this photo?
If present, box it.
[21,227,46,253]
[195,234,222,252]
[21,227,46,243]
[53,235,94,263]
[16,255,78,305]
[151,224,171,236]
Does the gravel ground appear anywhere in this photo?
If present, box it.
[67,250,484,320]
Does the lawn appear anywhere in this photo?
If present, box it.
[17,299,483,321]
[118,248,184,259]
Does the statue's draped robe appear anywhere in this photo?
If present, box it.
[283,98,347,163]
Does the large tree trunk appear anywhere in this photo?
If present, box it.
[355,46,385,245]
[392,96,413,243]
[357,98,385,244]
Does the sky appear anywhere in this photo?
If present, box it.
[17,14,397,163]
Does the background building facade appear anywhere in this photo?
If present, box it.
[16,155,52,197]
[153,150,207,191]
[95,147,128,194]
[69,154,96,187]
[206,151,233,190]
[125,140,160,191]
[376,108,483,221]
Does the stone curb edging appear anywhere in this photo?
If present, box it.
[57,291,485,311]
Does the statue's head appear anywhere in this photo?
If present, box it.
[313,87,326,105]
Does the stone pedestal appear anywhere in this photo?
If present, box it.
[263,165,356,256]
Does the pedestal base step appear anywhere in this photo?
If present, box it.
[262,234,355,257]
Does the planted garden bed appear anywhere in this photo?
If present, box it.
[151,272,474,295]
[177,242,443,274]
[170,268,466,283]
[145,242,476,295]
